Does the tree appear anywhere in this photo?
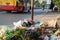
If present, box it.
[34,0,40,7]
[41,1,47,6]
[52,0,60,10]
[27,0,41,7]
[26,0,31,3]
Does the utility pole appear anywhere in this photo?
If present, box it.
[31,0,34,21]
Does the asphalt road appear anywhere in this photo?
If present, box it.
[0,9,60,25]
[0,11,31,25]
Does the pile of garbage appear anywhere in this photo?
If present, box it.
[13,19,40,29]
[13,18,59,29]
[0,25,60,40]
[0,17,60,40]
[0,25,42,40]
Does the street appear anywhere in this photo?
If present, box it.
[0,11,30,25]
[0,9,60,25]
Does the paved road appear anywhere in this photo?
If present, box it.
[0,11,31,25]
[0,9,60,25]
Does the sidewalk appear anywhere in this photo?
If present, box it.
[34,9,52,13]
[34,12,60,22]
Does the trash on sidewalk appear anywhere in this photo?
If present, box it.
[54,29,60,35]
[56,16,60,28]
[40,20,57,28]
[0,18,60,40]
[13,19,34,29]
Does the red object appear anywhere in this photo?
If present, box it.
[28,19,34,24]
[0,4,23,11]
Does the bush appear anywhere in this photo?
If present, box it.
[5,28,26,40]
